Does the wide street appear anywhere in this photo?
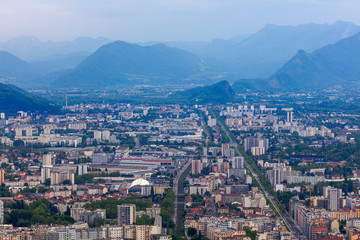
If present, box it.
[173,160,192,235]
[212,109,306,240]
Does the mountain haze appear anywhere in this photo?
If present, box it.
[269,32,360,89]
[0,50,87,88]
[54,41,203,88]
[30,53,88,75]
[0,36,111,61]
[197,21,360,77]
[0,51,38,85]
[141,40,209,54]
[232,78,269,92]
[1,20,359,90]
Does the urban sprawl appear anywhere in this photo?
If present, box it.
[0,102,359,240]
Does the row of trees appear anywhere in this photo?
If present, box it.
[160,188,175,234]
[5,199,74,227]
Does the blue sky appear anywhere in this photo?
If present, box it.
[0,0,359,42]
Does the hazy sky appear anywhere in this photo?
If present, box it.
[0,0,359,42]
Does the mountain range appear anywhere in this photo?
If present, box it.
[0,36,112,61]
[138,22,360,78]
[0,36,111,85]
[232,32,360,90]
[0,20,359,91]
[54,41,204,88]
[195,20,360,77]
[1,30,360,113]
[1,20,360,114]
[268,32,360,89]
[49,21,360,89]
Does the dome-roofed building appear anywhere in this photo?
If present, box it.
[128,178,151,196]
[129,178,150,189]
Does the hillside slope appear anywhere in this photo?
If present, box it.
[54,41,203,88]
[170,81,235,104]
[269,32,360,89]
[0,83,59,114]
[0,51,38,86]
[199,21,360,77]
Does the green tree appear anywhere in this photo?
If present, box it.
[13,140,25,147]
[160,189,175,233]
[44,179,51,186]
[187,227,197,237]
[5,199,74,227]
[65,206,71,216]
[136,214,154,225]
[243,226,257,240]
[339,220,346,234]
[63,180,72,185]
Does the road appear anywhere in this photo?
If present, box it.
[211,110,306,239]
[173,160,192,235]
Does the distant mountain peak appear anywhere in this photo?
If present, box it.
[102,40,132,48]
[295,49,310,56]
[333,20,357,26]
[10,36,41,42]
[261,23,280,31]
[270,31,360,89]
[196,20,360,78]
[54,41,202,88]
[0,36,113,60]
[263,23,278,28]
